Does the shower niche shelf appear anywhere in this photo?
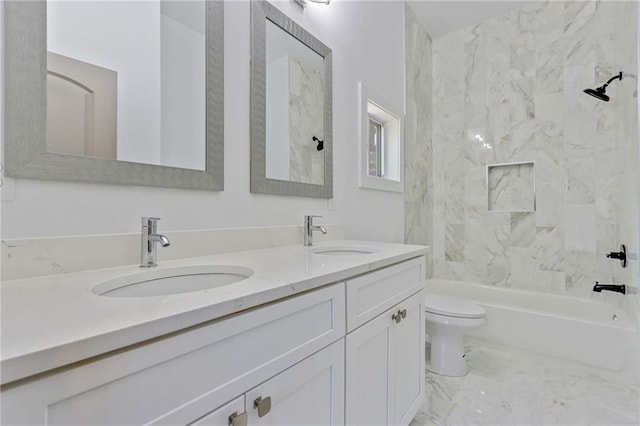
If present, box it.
[487,161,535,212]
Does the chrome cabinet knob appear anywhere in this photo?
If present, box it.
[254,396,272,418]
[392,309,407,323]
[228,411,248,426]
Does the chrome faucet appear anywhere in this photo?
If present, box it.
[304,215,327,247]
[141,217,170,267]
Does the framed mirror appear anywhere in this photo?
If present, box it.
[250,0,333,198]
[4,0,224,190]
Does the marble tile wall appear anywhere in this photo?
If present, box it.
[429,0,639,299]
[614,0,640,324]
[404,3,433,276]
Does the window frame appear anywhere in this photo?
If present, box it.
[358,82,404,193]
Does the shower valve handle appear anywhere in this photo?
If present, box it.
[606,244,627,268]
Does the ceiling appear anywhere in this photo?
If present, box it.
[407,1,540,38]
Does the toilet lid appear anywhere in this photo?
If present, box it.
[424,293,486,318]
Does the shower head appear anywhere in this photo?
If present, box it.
[583,86,610,102]
[583,71,622,102]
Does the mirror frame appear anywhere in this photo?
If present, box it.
[250,0,333,198]
[4,1,224,191]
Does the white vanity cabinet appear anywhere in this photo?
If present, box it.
[1,254,427,426]
[1,284,345,425]
[345,257,426,426]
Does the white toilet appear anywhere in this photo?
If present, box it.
[424,293,487,377]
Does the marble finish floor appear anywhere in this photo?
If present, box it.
[411,343,640,426]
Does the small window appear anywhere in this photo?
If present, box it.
[368,117,384,178]
[359,82,403,193]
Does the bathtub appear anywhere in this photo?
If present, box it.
[426,279,639,378]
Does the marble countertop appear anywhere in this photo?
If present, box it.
[1,240,428,385]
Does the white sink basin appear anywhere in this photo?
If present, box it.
[310,245,378,256]
[92,265,254,297]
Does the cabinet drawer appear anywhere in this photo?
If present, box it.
[1,284,346,425]
[346,257,424,332]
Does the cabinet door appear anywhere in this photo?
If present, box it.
[345,310,393,426]
[346,290,425,426]
[392,290,425,426]
[246,339,345,426]
[189,396,245,426]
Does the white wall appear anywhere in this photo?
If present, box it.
[636,3,640,292]
[0,2,4,253]
[309,0,406,242]
[1,1,406,242]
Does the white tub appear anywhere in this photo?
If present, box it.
[426,279,639,379]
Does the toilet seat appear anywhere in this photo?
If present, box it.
[425,293,486,319]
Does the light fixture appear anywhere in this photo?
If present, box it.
[293,0,330,8]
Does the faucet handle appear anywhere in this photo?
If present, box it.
[142,217,161,226]
[305,215,322,226]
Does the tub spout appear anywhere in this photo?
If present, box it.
[592,282,626,294]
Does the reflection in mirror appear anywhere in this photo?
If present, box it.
[46,1,206,171]
[250,0,332,198]
[47,52,118,161]
[265,20,324,185]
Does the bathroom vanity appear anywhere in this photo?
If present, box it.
[0,241,427,425]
